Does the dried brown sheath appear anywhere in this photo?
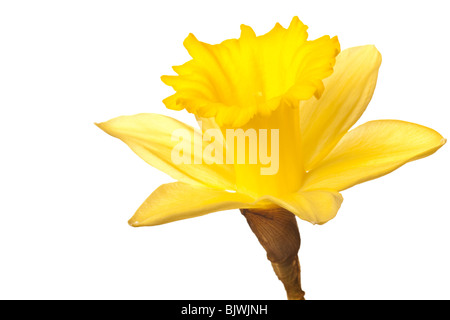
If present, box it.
[241,207,305,300]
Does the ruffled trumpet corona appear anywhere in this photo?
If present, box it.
[97,17,445,299]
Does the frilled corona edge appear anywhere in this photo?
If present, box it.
[241,207,305,300]
[161,16,340,127]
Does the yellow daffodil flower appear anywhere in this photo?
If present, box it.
[97,17,445,299]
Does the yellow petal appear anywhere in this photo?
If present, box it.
[262,190,343,225]
[301,45,382,171]
[96,113,235,190]
[303,120,446,191]
[162,17,340,127]
[129,182,255,226]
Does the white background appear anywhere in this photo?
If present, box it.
[1,0,449,300]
